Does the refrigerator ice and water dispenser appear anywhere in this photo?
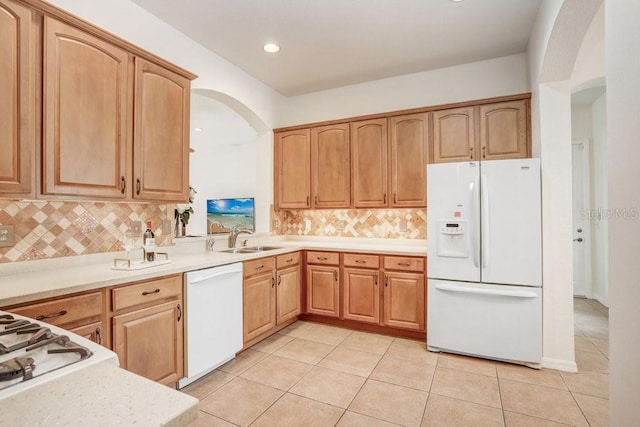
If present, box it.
[436,219,470,258]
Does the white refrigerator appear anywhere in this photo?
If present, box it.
[427,158,542,364]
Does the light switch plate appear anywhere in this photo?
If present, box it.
[0,225,15,247]
[131,221,142,233]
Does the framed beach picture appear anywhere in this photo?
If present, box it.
[206,198,255,233]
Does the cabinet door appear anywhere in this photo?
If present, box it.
[243,272,276,342]
[133,57,190,202]
[389,113,428,207]
[351,119,388,207]
[343,268,380,324]
[383,272,425,331]
[306,265,340,317]
[113,300,184,385]
[275,129,311,209]
[42,17,129,198]
[432,106,476,163]
[0,0,34,197]
[479,100,528,160]
[277,266,301,324]
[68,321,105,347]
[311,124,350,208]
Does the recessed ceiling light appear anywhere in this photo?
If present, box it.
[194,127,203,132]
[263,43,280,53]
[450,0,464,2]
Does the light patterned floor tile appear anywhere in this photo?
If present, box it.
[273,338,335,365]
[574,335,599,353]
[499,378,588,426]
[218,349,267,376]
[339,331,394,355]
[431,367,501,408]
[437,353,497,377]
[182,370,234,400]
[188,411,238,427]
[349,379,428,427]
[239,355,313,390]
[575,350,609,373]
[279,321,315,338]
[370,355,434,391]
[503,411,574,426]
[560,370,609,399]
[422,394,504,427]
[302,323,353,345]
[251,333,295,354]
[318,346,382,377]
[386,337,439,365]
[289,366,366,408]
[496,364,567,390]
[573,393,609,427]
[199,377,283,427]
[588,337,609,358]
[336,411,400,426]
[251,393,344,427]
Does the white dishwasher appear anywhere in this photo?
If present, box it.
[178,262,243,388]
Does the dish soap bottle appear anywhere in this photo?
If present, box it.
[143,220,155,262]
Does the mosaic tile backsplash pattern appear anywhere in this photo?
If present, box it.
[0,201,172,263]
[276,209,427,239]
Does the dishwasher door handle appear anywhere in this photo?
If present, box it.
[189,271,241,284]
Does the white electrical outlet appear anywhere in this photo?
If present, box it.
[305,219,311,230]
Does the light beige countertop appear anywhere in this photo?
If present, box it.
[0,235,427,307]
[0,362,198,427]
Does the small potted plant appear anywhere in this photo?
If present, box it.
[175,187,196,237]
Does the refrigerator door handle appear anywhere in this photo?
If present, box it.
[481,174,489,269]
[472,174,481,268]
[435,283,538,298]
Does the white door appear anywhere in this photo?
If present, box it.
[427,162,480,282]
[480,159,542,287]
[571,140,591,297]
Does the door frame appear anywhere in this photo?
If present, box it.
[571,138,593,298]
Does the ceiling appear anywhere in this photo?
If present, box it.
[130,0,542,97]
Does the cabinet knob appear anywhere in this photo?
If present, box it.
[334,270,338,281]
[142,288,160,296]
[36,310,67,321]
[95,327,102,345]
[482,146,486,159]
[469,146,474,159]
[121,176,126,194]
[136,178,141,195]
[306,196,310,206]
[177,304,182,322]
[383,193,387,204]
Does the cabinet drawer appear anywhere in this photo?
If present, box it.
[276,252,300,269]
[343,253,380,269]
[112,275,182,312]
[306,251,339,266]
[9,292,102,328]
[244,257,276,278]
[383,256,425,272]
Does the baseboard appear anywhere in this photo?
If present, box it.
[593,294,609,308]
[542,357,578,372]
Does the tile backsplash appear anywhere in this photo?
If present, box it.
[275,208,426,239]
[0,201,173,264]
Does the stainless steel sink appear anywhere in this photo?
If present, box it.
[220,246,283,254]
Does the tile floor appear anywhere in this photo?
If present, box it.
[183,298,609,426]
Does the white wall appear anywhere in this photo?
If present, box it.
[606,1,640,423]
[570,106,592,140]
[276,54,529,127]
[590,93,608,306]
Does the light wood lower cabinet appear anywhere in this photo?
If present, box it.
[243,271,276,342]
[110,274,184,386]
[343,268,380,324]
[383,271,425,331]
[306,264,340,318]
[277,265,301,324]
[113,300,183,385]
[5,290,107,346]
[243,253,301,345]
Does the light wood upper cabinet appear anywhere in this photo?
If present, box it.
[0,0,35,197]
[311,124,350,208]
[389,113,429,207]
[133,57,190,202]
[42,17,130,199]
[275,129,311,209]
[432,106,476,163]
[351,118,388,208]
[479,100,529,160]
